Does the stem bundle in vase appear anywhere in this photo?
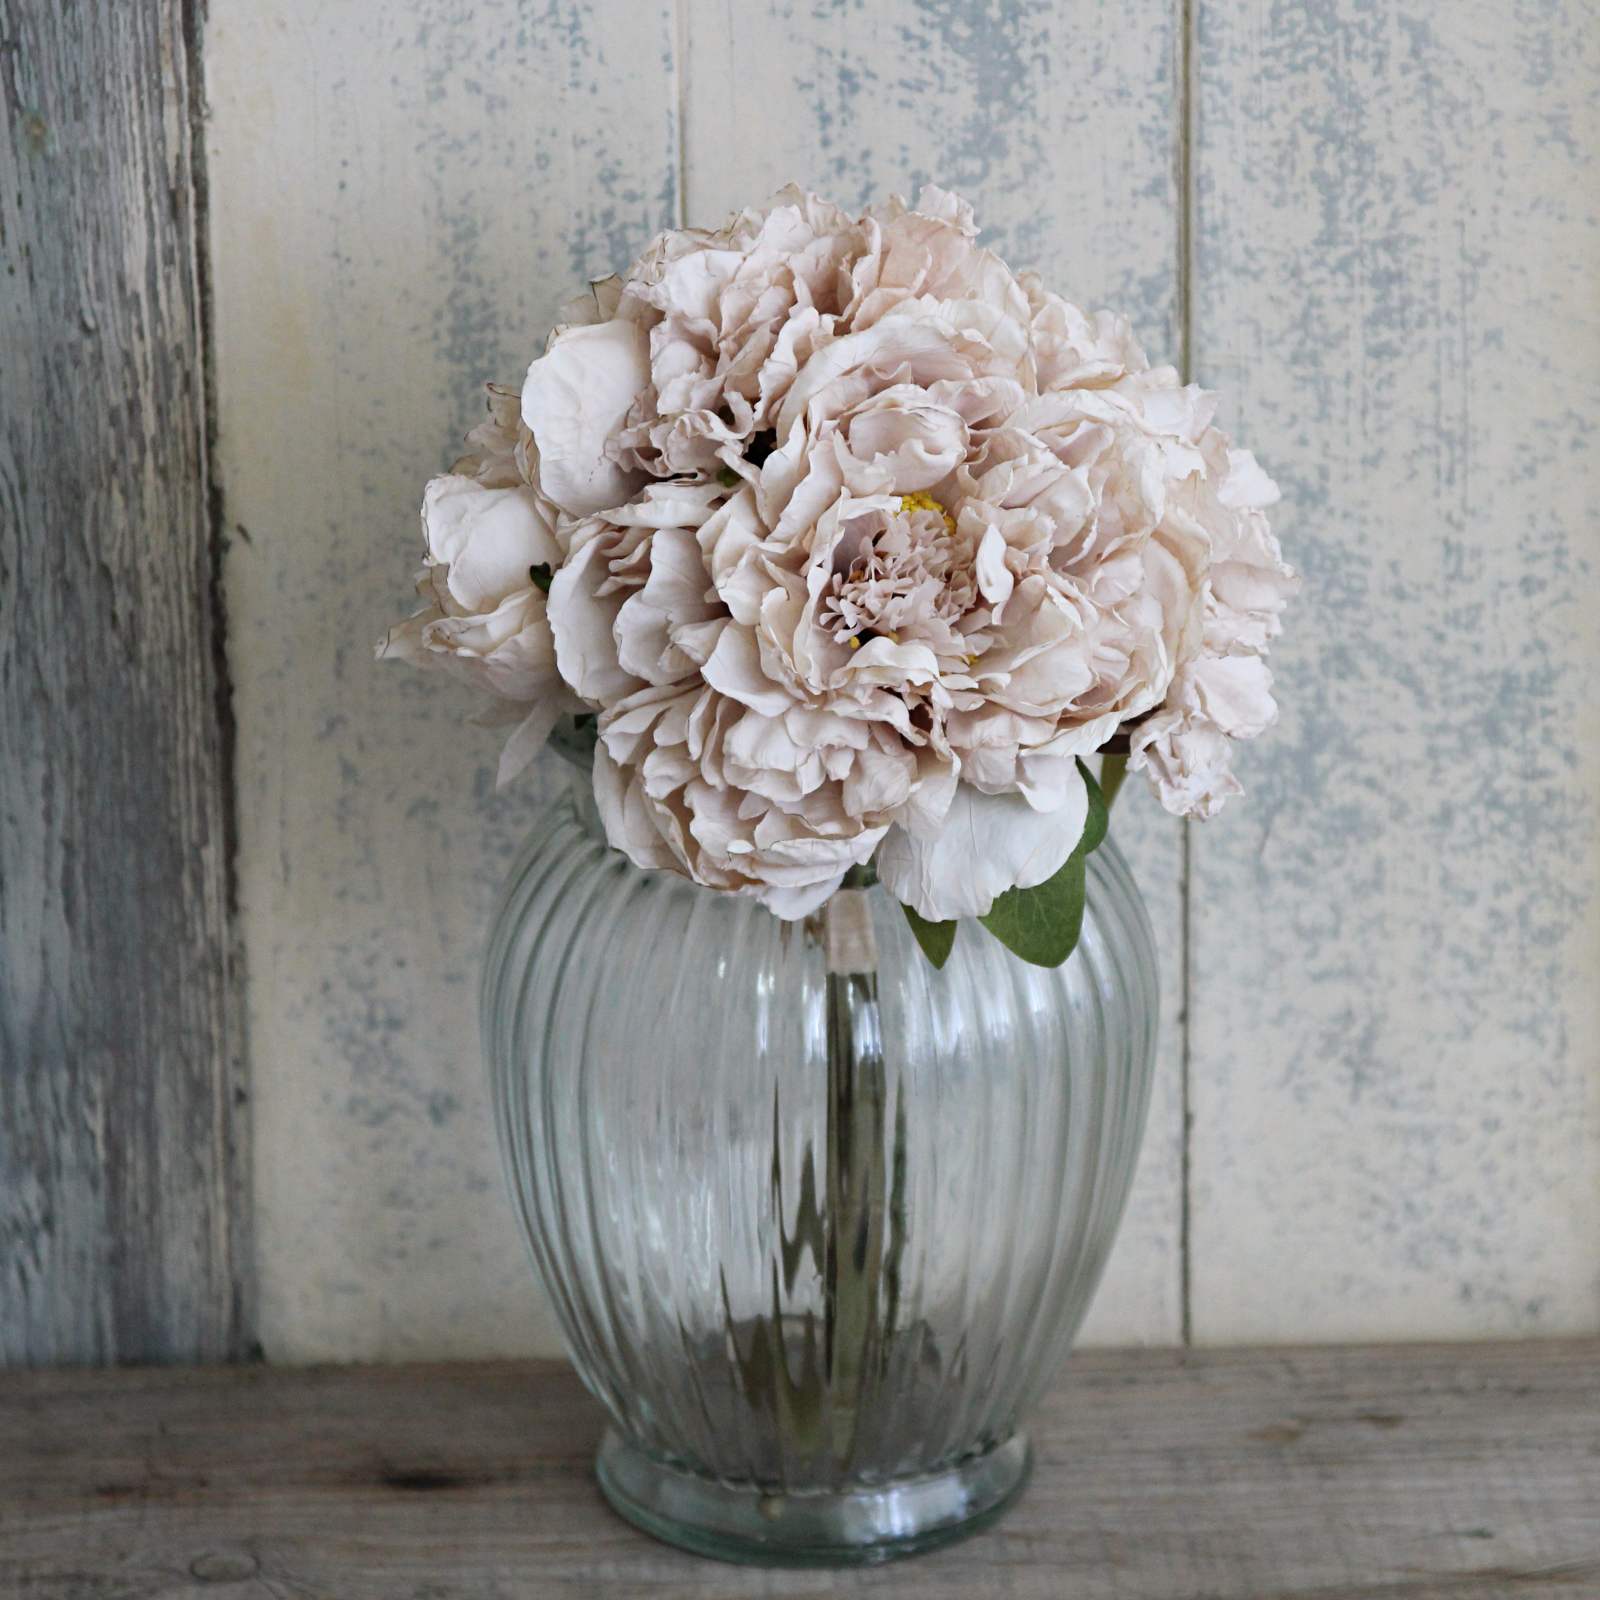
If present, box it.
[822,883,888,1467]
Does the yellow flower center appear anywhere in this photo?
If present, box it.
[899,492,957,536]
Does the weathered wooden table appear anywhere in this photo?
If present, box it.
[2,1342,1595,1598]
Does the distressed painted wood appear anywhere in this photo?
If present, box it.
[207,0,1600,1365]
[205,0,681,1362]
[207,0,1187,1362]
[3,1342,1596,1596]
[1188,2,1600,1340]
[680,0,1188,1348]
[0,3,248,1363]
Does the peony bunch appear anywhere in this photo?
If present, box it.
[382,186,1295,948]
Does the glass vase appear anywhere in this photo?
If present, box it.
[481,750,1158,1566]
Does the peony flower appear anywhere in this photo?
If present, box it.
[383,186,1295,929]
[377,386,583,785]
[1128,442,1296,816]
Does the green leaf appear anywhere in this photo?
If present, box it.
[528,562,554,593]
[978,761,1108,968]
[901,903,957,969]
[979,851,1088,968]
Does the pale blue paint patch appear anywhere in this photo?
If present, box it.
[1190,0,1600,1339]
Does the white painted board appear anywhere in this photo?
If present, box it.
[1188,0,1600,1342]
[208,0,681,1360]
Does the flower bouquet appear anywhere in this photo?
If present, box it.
[383,186,1294,1564]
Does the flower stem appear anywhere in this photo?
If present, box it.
[1100,751,1129,812]
[822,887,888,1470]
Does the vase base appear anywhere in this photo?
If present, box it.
[595,1428,1031,1567]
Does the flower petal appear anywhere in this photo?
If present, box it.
[422,476,561,614]
[547,534,639,704]
[522,320,651,515]
[877,775,1087,921]
[749,875,847,920]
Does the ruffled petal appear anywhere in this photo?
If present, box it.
[522,320,651,515]
[876,776,1087,921]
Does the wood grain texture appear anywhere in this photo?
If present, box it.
[2,1342,1596,1597]
[1188,2,1600,1340]
[0,3,248,1363]
[205,0,680,1362]
[679,0,1189,1348]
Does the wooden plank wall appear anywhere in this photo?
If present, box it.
[0,3,249,1363]
[203,0,682,1361]
[3,0,1595,1364]
[204,0,1188,1361]
[1189,0,1600,1341]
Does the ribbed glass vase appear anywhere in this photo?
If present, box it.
[482,751,1159,1566]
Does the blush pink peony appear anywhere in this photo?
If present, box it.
[383,186,1295,921]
